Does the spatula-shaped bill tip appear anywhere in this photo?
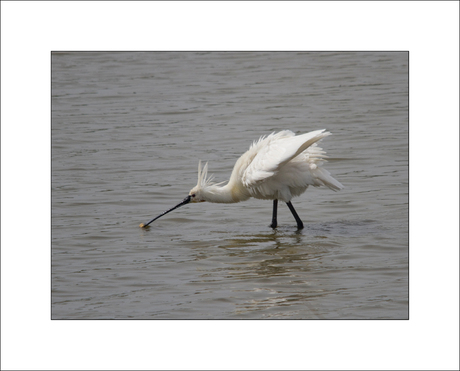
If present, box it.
[140,195,192,228]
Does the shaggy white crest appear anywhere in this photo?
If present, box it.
[196,160,214,190]
[189,160,229,203]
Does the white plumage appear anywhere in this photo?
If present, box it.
[190,129,343,203]
[141,129,343,229]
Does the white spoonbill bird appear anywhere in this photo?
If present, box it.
[140,129,343,229]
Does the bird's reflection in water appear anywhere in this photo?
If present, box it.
[213,230,331,278]
[187,229,339,318]
[216,231,333,317]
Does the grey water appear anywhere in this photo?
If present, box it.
[52,52,408,319]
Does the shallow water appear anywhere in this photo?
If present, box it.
[52,51,408,319]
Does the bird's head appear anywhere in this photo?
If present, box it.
[188,160,213,203]
[188,187,205,203]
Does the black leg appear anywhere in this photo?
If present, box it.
[286,201,304,229]
[270,199,278,228]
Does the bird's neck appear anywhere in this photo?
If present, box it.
[202,183,251,204]
[202,184,236,203]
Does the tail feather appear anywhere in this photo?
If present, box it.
[312,167,344,191]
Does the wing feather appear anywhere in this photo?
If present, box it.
[242,129,330,187]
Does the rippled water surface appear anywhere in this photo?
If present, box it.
[52,52,408,319]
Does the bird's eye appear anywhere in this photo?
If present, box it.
[191,194,196,197]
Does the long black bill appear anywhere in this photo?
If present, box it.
[140,195,192,228]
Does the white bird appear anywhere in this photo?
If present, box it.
[140,129,343,229]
